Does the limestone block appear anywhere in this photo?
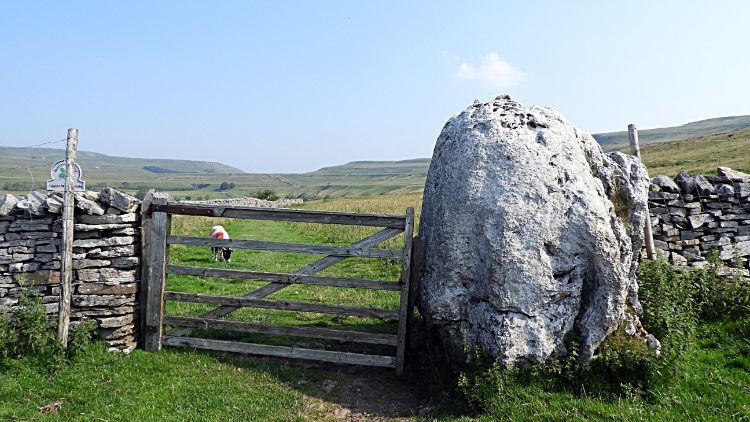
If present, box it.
[37,244,58,253]
[42,261,61,270]
[8,218,52,232]
[107,335,138,347]
[70,305,136,318]
[648,191,679,200]
[716,184,735,197]
[73,259,111,269]
[0,195,20,216]
[77,268,137,284]
[72,236,136,248]
[97,323,135,340]
[719,241,750,260]
[87,245,139,258]
[72,295,135,307]
[717,167,750,182]
[106,207,122,215]
[20,231,57,240]
[74,223,137,232]
[16,192,47,216]
[110,228,138,236]
[671,252,688,265]
[110,257,139,269]
[668,207,687,217]
[0,221,9,234]
[28,270,60,285]
[44,193,64,214]
[33,253,57,263]
[75,194,106,215]
[100,188,140,213]
[651,176,680,193]
[78,213,139,225]
[77,283,137,295]
[9,262,41,273]
[97,313,135,328]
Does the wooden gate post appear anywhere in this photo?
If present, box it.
[144,192,171,352]
[57,128,77,348]
[628,124,655,260]
[395,207,415,376]
[139,189,156,344]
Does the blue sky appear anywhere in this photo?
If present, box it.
[1,1,749,173]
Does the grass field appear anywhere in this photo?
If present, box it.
[631,128,750,177]
[0,146,428,201]
[3,113,750,201]
[1,193,749,421]
[595,114,750,152]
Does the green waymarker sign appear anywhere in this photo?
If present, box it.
[46,160,85,191]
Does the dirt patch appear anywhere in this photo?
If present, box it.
[250,356,436,421]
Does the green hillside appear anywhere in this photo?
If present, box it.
[0,146,244,176]
[593,115,750,152]
[3,114,749,201]
[0,146,429,201]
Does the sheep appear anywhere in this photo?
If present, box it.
[210,225,233,262]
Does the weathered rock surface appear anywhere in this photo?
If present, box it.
[718,166,750,182]
[417,96,650,367]
[651,175,680,193]
[100,188,140,213]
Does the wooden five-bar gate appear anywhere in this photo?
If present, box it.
[142,193,416,375]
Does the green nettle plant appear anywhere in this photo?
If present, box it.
[0,278,98,370]
[693,247,750,320]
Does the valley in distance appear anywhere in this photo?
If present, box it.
[1,115,749,201]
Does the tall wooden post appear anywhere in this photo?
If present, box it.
[57,128,77,347]
[395,207,414,376]
[144,192,172,352]
[628,124,655,260]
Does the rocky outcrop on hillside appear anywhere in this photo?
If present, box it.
[417,96,653,367]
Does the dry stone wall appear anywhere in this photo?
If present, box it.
[0,188,141,352]
[649,167,750,274]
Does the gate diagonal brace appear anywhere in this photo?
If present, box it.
[166,227,404,337]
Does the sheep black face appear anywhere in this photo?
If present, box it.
[220,247,233,263]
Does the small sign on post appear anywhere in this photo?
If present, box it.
[47,160,85,191]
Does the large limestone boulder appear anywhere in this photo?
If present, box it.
[417,96,651,367]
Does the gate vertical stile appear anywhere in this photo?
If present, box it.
[395,207,415,376]
[144,193,172,352]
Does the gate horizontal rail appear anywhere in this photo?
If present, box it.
[163,315,398,345]
[162,336,397,368]
[143,197,415,375]
[150,203,407,228]
[168,235,404,259]
[166,265,402,291]
[164,291,400,319]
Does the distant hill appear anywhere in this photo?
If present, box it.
[592,115,750,152]
[0,146,244,177]
[3,115,749,200]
